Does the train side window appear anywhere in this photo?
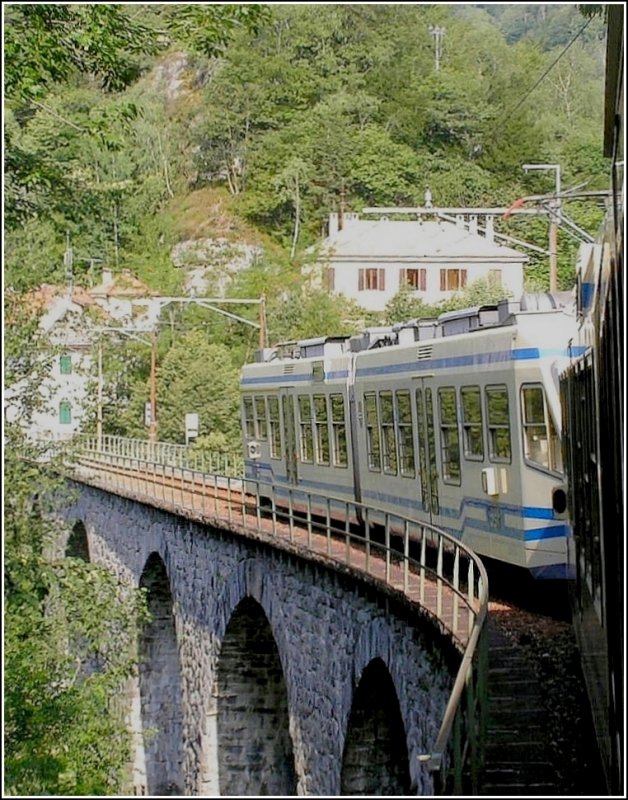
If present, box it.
[313,395,330,465]
[364,392,381,472]
[395,390,415,477]
[255,397,268,440]
[461,386,484,461]
[379,390,398,475]
[243,396,256,439]
[521,384,563,473]
[438,387,461,484]
[298,396,314,463]
[486,385,512,462]
[330,394,348,467]
[267,396,282,459]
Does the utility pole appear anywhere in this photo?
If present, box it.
[64,231,74,292]
[339,179,346,231]
[259,295,267,350]
[522,164,561,292]
[97,336,103,450]
[149,329,157,443]
[429,25,446,71]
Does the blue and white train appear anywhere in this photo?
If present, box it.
[240,294,585,580]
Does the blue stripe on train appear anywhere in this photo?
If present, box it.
[245,463,566,541]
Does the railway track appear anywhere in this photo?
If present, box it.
[479,588,606,796]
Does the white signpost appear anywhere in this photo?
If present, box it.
[185,413,199,445]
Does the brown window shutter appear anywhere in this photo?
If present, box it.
[329,267,335,291]
[358,269,364,291]
[461,269,467,288]
[420,269,426,291]
[440,269,446,291]
[379,268,385,291]
[400,268,406,287]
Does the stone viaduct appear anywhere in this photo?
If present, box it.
[61,481,460,796]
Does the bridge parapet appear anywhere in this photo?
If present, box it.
[53,436,489,794]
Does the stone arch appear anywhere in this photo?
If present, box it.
[65,519,90,561]
[215,595,297,796]
[138,551,184,796]
[340,657,411,795]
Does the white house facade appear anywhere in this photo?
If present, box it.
[315,212,528,312]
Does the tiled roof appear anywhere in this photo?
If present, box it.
[319,219,527,261]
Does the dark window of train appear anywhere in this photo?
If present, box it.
[400,268,426,291]
[298,396,314,463]
[461,386,484,460]
[440,269,467,291]
[521,384,563,473]
[313,395,330,465]
[268,396,282,459]
[364,393,381,471]
[425,389,440,514]
[415,390,428,505]
[486,386,511,462]
[255,397,268,440]
[438,387,461,484]
[243,397,256,438]
[395,390,415,477]
[379,391,398,475]
[330,394,348,467]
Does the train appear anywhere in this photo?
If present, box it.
[240,292,586,581]
[559,5,624,794]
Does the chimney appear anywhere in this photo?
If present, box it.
[344,212,359,228]
[329,213,339,236]
[455,214,465,228]
[468,214,478,236]
[102,268,114,285]
[485,216,495,242]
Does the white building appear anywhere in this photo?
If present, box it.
[5,270,160,442]
[5,286,100,441]
[315,212,527,312]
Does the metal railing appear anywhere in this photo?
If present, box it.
[76,434,245,478]
[60,437,489,794]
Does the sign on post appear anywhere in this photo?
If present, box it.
[185,413,199,445]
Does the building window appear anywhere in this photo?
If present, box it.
[59,401,72,425]
[400,268,427,291]
[323,267,335,291]
[521,384,562,473]
[267,396,282,458]
[358,268,386,291]
[59,354,72,375]
[438,387,461,484]
[330,394,347,467]
[486,385,511,462]
[440,269,467,291]
[364,393,381,471]
[461,386,484,460]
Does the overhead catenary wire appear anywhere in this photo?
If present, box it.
[491,14,595,136]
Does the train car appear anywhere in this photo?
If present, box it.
[240,293,584,580]
[559,6,624,794]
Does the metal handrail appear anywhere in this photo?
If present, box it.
[59,437,489,793]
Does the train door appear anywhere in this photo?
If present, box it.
[415,381,439,523]
[280,390,298,484]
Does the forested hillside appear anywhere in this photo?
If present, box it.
[2,5,612,793]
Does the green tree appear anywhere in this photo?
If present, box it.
[155,332,241,448]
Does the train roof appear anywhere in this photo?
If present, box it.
[247,292,576,366]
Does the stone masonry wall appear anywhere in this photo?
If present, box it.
[61,483,455,796]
